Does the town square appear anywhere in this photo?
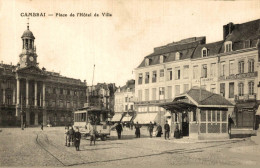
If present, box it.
[0,0,260,167]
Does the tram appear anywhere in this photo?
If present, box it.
[73,106,111,141]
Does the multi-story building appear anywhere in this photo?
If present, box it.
[134,19,260,129]
[86,83,116,119]
[113,79,135,123]
[0,24,87,126]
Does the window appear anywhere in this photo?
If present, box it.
[152,88,156,100]
[145,72,150,84]
[60,88,63,94]
[238,61,244,74]
[138,73,143,85]
[229,82,234,98]
[53,88,56,94]
[152,71,157,83]
[220,62,225,76]
[193,65,199,79]
[184,84,189,92]
[167,86,172,99]
[238,83,244,96]
[201,64,207,78]
[175,67,180,80]
[130,105,134,110]
[220,83,225,97]
[210,84,216,93]
[145,58,150,66]
[175,85,180,96]
[244,40,251,48]
[159,87,165,100]
[167,68,172,81]
[202,47,208,57]
[183,65,189,79]
[67,89,70,95]
[125,105,128,111]
[159,55,164,63]
[138,90,142,101]
[159,69,164,82]
[210,63,216,77]
[175,52,180,60]
[248,81,254,95]
[248,59,254,73]
[145,89,149,101]
[229,60,235,75]
[125,97,128,102]
[224,41,232,52]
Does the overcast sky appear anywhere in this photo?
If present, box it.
[0,0,259,86]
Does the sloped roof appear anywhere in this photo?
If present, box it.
[192,41,223,59]
[176,88,233,106]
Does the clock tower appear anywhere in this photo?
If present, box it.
[18,20,38,68]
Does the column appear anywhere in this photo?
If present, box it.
[42,83,45,107]
[12,89,15,105]
[16,78,20,116]
[34,81,37,106]
[26,79,29,107]
[34,110,38,125]
[3,89,5,104]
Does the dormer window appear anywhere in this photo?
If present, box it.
[159,55,165,64]
[145,58,151,66]
[224,41,232,53]
[201,47,208,57]
[175,52,181,60]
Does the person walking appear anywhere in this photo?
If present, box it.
[164,120,170,140]
[148,121,154,138]
[228,114,235,139]
[156,124,162,137]
[135,122,141,138]
[68,126,75,147]
[74,128,81,151]
[41,123,43,131]
[89,124,96,146]
[65,126,69,146]
[115,122,123,139]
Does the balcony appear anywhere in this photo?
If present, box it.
[235,94,256,102]
[219,72,257,81]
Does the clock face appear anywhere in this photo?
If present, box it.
[29,56,34,61]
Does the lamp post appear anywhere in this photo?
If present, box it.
[21,94,24,130]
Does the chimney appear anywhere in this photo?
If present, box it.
[223,22,234,39]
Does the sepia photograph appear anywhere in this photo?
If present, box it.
[0,0,260,167]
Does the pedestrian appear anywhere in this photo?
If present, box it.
[74,128,81,151]
[115,122,123,139]
[135,122,141,138]
[65,126,69,146]
[148,121,154,138]
[156,124,162,137]
[41,123,43,131]
[164,120,170,140]
[174,124,180,139]
[89,124,96,146]
[68,126,75,147]
[228,114,235,139]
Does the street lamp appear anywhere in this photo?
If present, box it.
[20,94,24,130]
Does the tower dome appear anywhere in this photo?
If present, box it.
[21,26,35,39]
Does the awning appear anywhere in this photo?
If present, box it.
[158,101,196,112]
[122,114,133,122]
[256,106,260,116]
[133,113,157,124]
[111,114,123,122]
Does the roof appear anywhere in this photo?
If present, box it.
[21,26,35,39]
[192,41,223,59]
[176,88,233,106]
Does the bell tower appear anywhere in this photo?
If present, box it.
[18,18,38,68]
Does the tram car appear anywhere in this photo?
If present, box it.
[73,106,111,141]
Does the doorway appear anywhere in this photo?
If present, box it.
[30,112,35,125]
[182,112,189,136]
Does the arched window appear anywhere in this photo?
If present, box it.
[224,41,232,53]
[238,83,244,96]
[201,47,208,57]
[238,61,244,74]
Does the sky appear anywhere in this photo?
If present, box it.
[0,0,259,87]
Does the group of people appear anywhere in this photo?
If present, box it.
[65,126,81,151]
[114,121,171,140]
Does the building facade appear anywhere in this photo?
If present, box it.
[134,19,260,129]
[86,83,116,119]
[0,24,87,127]
[113,79,135,123]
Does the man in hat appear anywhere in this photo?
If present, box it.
[164,120,170,140]
[74,128,81,151]
[148,121,154,138]
[135,122,141,138]
[115,122,123,139]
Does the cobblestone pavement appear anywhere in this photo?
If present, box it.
[0,127,259,167]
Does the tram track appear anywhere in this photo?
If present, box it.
[34,131,245,167]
